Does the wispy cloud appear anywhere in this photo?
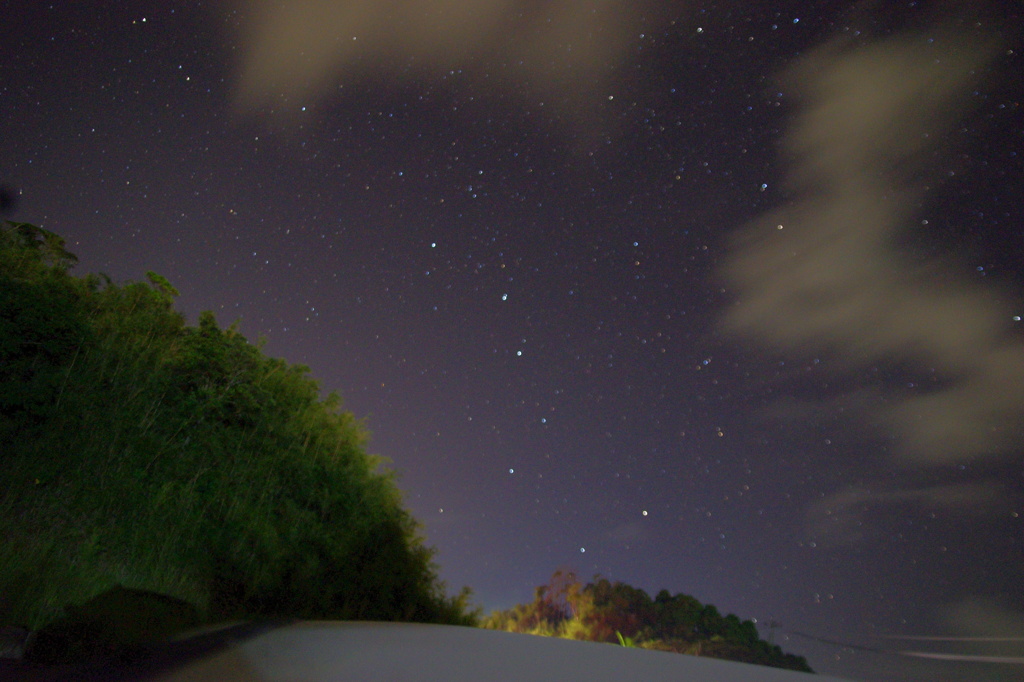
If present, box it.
[805,480,1008,546]
[944,598,1024,640]
[722,30,1017,472]
[228,0,667,118]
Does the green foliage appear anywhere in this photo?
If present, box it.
[0,222,476,631]
[483,571,812,673]
[0,224,90,433]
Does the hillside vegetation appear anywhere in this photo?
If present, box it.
[0,222,474,632]
[485,571,813,673]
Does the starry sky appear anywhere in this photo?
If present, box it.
[2,1,1022,679]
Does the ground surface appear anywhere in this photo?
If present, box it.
[155,621,850,681]
[3,621,857,681]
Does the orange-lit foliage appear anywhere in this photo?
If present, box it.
[483,571,812,673]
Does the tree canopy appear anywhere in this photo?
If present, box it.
[0,222,475,632]
[484,570,813,673]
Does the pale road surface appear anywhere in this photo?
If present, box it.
[151,621,854,682]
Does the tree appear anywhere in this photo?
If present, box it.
[0,223,476,634]
[483,572,812,673]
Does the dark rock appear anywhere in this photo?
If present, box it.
[25,586,199,665]
[0,625,34,660]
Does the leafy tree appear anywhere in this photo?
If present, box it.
[578,578,654,643]
[483,571,812,673]
[0,223,89,431]
[652,588,702,639]
[0,222,476,634]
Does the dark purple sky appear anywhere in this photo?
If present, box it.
[3,2,1022,679]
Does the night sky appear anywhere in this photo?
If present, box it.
[2,2,1023,679]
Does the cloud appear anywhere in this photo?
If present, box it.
[721,30,1019,469]
[909,598,1024,668]
[806,480,1008,546]
[228,0,666,117]
[943,598,1024,640]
